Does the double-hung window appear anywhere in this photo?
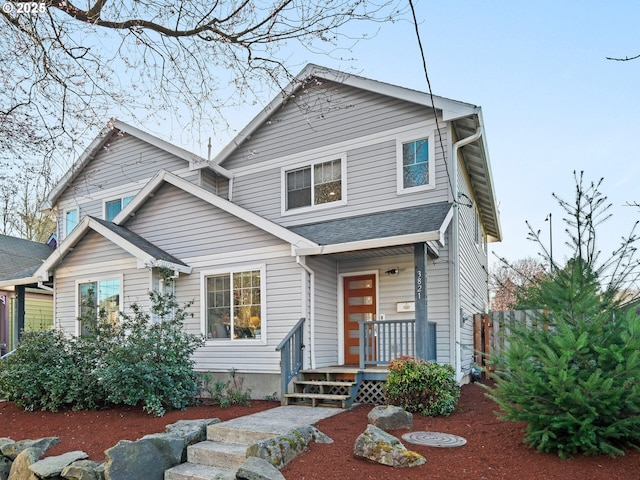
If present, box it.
[284,157,344,212]
[77,278,121,335]
[396,131,435,194]
[105,195,134,222]
[203,267,264,341]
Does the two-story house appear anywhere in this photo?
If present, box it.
[26,64,500,402]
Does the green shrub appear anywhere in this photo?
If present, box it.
[98,293,204,417]
[489,259,640,457]
[384,356,459,416]
[0,275,204,416]
[200,369,252,408]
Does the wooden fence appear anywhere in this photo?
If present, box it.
[473,310,539,379]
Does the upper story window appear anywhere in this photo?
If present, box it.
[105,195,134,222]
[396,131,435,194]
[65,209,78,237]
[283,157,345,213]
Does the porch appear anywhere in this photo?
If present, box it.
[277,317,436,407]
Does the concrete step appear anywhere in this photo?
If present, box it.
[283,392,351,408]
[164,461,236,480]
[207,424,277,444]
[187,441,248,470]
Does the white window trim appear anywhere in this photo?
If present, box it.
[63,207,79,239]
[200,264,267,344]
[74,274,124,336]
[103,195,135,221]
[396,129,436,195]
[280,153,347,216]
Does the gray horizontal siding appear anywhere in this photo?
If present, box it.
[59,133,188,205]
[307,256,339,368]
[224,81,434,170]
[123,183,284,259]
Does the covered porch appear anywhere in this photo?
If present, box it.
[279,203,454,406]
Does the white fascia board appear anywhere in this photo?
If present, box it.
[116,170,318,250]
[0,277,38,288]
[294,231,442,256]
[41,124,115,211]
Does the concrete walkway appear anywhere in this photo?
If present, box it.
[165,405,345,480]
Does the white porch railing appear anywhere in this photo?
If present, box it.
[358,319,436,368]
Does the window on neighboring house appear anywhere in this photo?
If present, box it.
[105,195,134,222]
[78,278,121,335]
[204,268,263,341]
[285,158,343,211]
[65,209,78,237]
[397,134,435,193]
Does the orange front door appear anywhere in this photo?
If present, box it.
[343,274,376,365]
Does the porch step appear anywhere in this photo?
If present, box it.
[283,392,351,408]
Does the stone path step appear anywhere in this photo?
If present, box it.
[165,406,344,480]
[165,461,236,480]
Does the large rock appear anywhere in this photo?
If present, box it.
[0,456,12,480]
[164,419,220,447]
[236,456,285,480]
[246,426,332,469]
[60,460,104,480]
[7,447,41,480]
[367,405,413,431]
[353,425,425,468]
[2,439,59,461]
[103,433,185,480]
[29,451,88,478]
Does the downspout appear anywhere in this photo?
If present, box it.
[296,255,315,369]
[37,277,54,293]
[451,121,483,383]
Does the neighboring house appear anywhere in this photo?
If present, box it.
[0,234,55,354]
[12,64,501,399]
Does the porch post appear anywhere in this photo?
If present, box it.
[414,243,429,360]
[16,285,25,342]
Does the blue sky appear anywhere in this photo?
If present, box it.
[119,1,640,269]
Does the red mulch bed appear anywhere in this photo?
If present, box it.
[2,382,640,479]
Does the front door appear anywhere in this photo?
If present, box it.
[343,274,377,365]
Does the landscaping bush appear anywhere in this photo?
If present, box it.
[0,276,204,416]
[489,259,640,458]
[384,356,460,416]
[490,173,640,457]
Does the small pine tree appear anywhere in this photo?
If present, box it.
[490,172,640,458]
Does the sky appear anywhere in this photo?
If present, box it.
[115,1,640,269]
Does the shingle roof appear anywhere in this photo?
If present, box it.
[89,217,188,267]
[290,202,452,245]
[0,235,54,281]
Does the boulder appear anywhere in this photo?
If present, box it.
[103,434,185,480]
[236,456,285,480]
[7,447,41,480]
[2,439,59,461]
[60,460,104,480]
[367,405,413,431]
[353,425,425,468]
[0,456,12,480]
[29,451,88,479]
[164,419,220,447]
[246,426,332,469]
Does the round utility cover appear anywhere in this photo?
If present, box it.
[402,431,467,448]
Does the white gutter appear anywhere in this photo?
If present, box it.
[451,120,483,383]
[296,256,315,369]
[37,279,54,293]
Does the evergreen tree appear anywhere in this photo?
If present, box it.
[489,172,640,458]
